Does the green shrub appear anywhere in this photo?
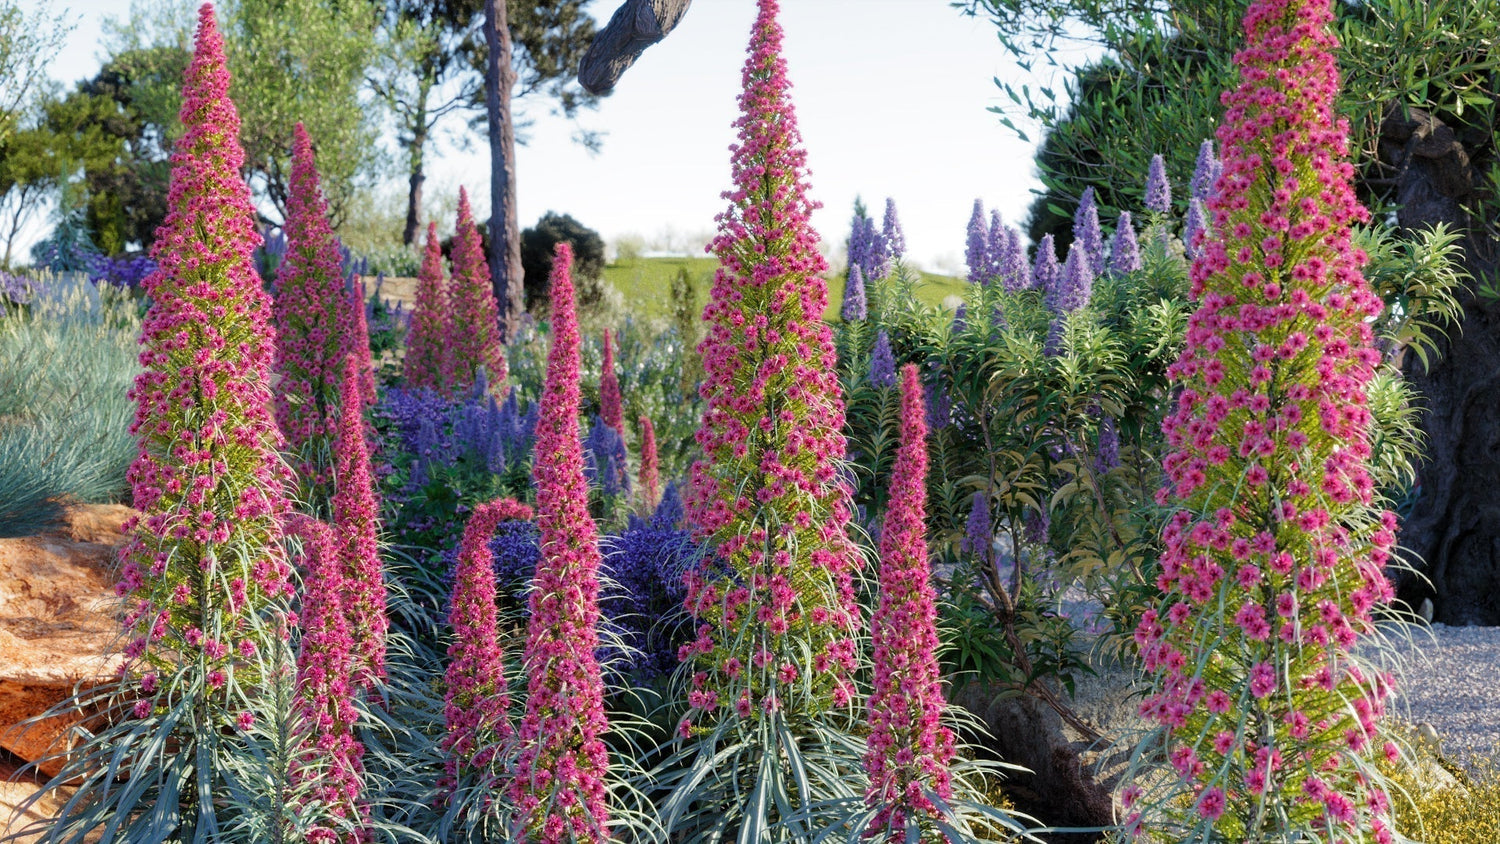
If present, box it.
[0,276,141,536]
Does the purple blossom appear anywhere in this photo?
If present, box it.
[584,415,630,497]
[1074,187,1106,278]
[1045,244,1093,316]
[1032,233,1061,295]
[985,209,1006,282]
[869,329,897,388]
[961,491,992,565]
[950,303,968,335]
[1023,506,1050,546]
[1191,139,1222,200]
[991,302,1007,332]
[653,480,685,529]
[1109,212,1142,276]
[1002,228,1031,291]
[965,199,988,284]
[881,198,905,260]
[1185,197,1210,261]
[1145,153,1173,214]
[842,263,868,322]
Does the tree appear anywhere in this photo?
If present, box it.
[482,0,598,341]
[103,0,381,226]
[0,0,71,145]
[964,0,1500,623]
[0,112,59,268]
[368,0,485,246]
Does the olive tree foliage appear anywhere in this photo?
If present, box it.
[957,0,1500,621]
[957,0,1500,247]
[0,0,71,144]
[105,0,381,226]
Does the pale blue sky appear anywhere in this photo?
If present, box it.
[24,0,1086,271]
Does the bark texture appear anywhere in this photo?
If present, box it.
[1382,105,1500,624]
[484,0,524,342]
[578,0,693,95]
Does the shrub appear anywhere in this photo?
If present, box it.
[0,279,140,536]
[521,211,607,311]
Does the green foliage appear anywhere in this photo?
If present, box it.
[0,0,71,145]
[520,211,608,310]
[0,277,140,536]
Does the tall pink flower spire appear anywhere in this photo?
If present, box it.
[1127,0,1396,839]
[346,280,376,407]
[404,221,452,392]
[509,243,613,843]
[445,187,508,394]
[682,0,861,724]
[273,122,358,504]
[289,515,368,839]
[332,353,386,688]
[441,497,533,794]
[637,414,660,513]
[864,364,956,832]
[116,0,294,720]
[598,328,624,436]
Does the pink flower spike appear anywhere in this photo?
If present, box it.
[404,221,453,392]
[332,353,386,688]
[441,497,532,797]
[863,364,956,831]
[444,187,508,395]
[509,243,613,842]
[637,414,661,513]
[599,328,624,435]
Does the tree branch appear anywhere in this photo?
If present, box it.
[578,0,692,95]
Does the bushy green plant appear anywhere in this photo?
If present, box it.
[0,276,140,536]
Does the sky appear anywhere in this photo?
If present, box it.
[20,0,1089,273]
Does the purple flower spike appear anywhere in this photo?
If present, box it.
[965,199,988,284]
[985,209,1006,282]
[1145,153,1173,214]
[869,329,897,389]
[1074,186,1106,278]
[1002,228,1031,291]
[1191,139,1221,200]
[843,263,868,322]
[1109,211,1142,276]
[1032,233,1061,296]
[882,198,905,260]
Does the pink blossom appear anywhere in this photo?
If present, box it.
[599,328,624,435]
[404,222,453,392]
[637,415,661,512]
[443,188,508,394]
[331,354,386,688]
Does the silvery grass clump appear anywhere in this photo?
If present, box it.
[0,274,140,536]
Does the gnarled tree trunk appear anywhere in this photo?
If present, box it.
[1382,105,1500,625]
[578,0,693,95]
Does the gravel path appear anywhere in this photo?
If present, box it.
[1379,623,1500,761]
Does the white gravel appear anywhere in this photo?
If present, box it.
[1376,623,1500,761]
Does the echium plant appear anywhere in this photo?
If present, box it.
[666,0,865,836]
[509,243,615,843]
[30,7,298,841]
[863,364,957,834]
[1124,1,1401,840]
[682,0,861,727]
[637,414,661,513]
[288,516,368,841]
[405,222,452,393]
[331,353,386,688]
[599,328,625,436]
[273,122,361,508]
[440,497,532,830]
[445,188,508,394]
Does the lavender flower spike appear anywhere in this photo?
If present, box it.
[1191,139,1221,200]
[985,209,1006,282]
[842,263,868,322]
[882,197,905,260]
[965,199,988,284]
[869,329,897,389]
[1031,233,1061,296]
[1109,211,1142,276]
[1074,186,1106,278]
[1145,153,1172,214]
[1002,228,1031,291]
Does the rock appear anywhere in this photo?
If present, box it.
[0,504,130,778]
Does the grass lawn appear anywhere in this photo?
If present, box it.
[603,256,967,322]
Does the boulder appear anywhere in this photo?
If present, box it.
[0,504,130,778]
